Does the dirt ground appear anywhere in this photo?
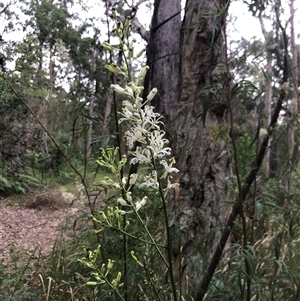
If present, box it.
[0,190,86,263]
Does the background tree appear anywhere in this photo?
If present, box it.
[0,0,111,193]
[288,0,299,169]
[259,11,273,178]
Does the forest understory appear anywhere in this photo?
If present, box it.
[0,190,88,264]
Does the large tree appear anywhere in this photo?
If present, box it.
[143,0,290,299]
[175,0,230,291]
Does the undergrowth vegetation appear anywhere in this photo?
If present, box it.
[2,174,300,300]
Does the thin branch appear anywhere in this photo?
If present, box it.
[151,10,181,33]
[148,51,179,66]
[131,18,150,42]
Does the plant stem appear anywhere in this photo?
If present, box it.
[96,224,166,248]
[152,159,178,301]
[223,16,251,301]
[132,203,169,268]
[144,263,164,301]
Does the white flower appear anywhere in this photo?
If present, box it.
[130,147,152,165]
[111,84,136,98]
[147,131,170,158]
[122,177,127,186]
[137,66,149,83]
[128,82,143,95]
[139,171,159,190]
[124,123,150,148]
[113,76,180,196]
[124,86,134,97]
[125,132,137,149]
[134,96,143,110]
[259,128,268,138]
[160,159,179,179]
[135,196,148,211]
[167,179,180,190]
[148,144,171,159]
[126,191,132,202]
[121,107,133,120]
[129,173,138,185]
[111,84,125,94]
[139,106,162,130]
[123,100,135,112]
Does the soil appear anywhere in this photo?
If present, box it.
[0,189,88,263]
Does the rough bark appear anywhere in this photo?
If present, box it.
[143,0,181,139]
[172,0,230,289]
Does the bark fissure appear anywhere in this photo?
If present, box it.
[174,1,230,290]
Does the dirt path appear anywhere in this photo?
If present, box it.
[0,191,84,263]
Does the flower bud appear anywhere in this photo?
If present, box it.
[137,65,149,82]
[147,88,158,102]
[135,48,145,59]
[129,173,138,185]
[102,41,119,51]
[117,197,128,206]
[111,84,125,94]
[107,259,114,271]
[105,64,123,74]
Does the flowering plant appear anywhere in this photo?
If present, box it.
[79,14,179,301]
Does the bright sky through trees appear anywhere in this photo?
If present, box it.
[1,0,299,53]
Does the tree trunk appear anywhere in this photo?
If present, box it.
[173,0,230,288]
[86,49,98,158]
[86,95,95,158]
[259,16,273,178]
[263,51,272,177]
[288,0,298,168]
[145,0,230,293]
[143,0,181,139]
